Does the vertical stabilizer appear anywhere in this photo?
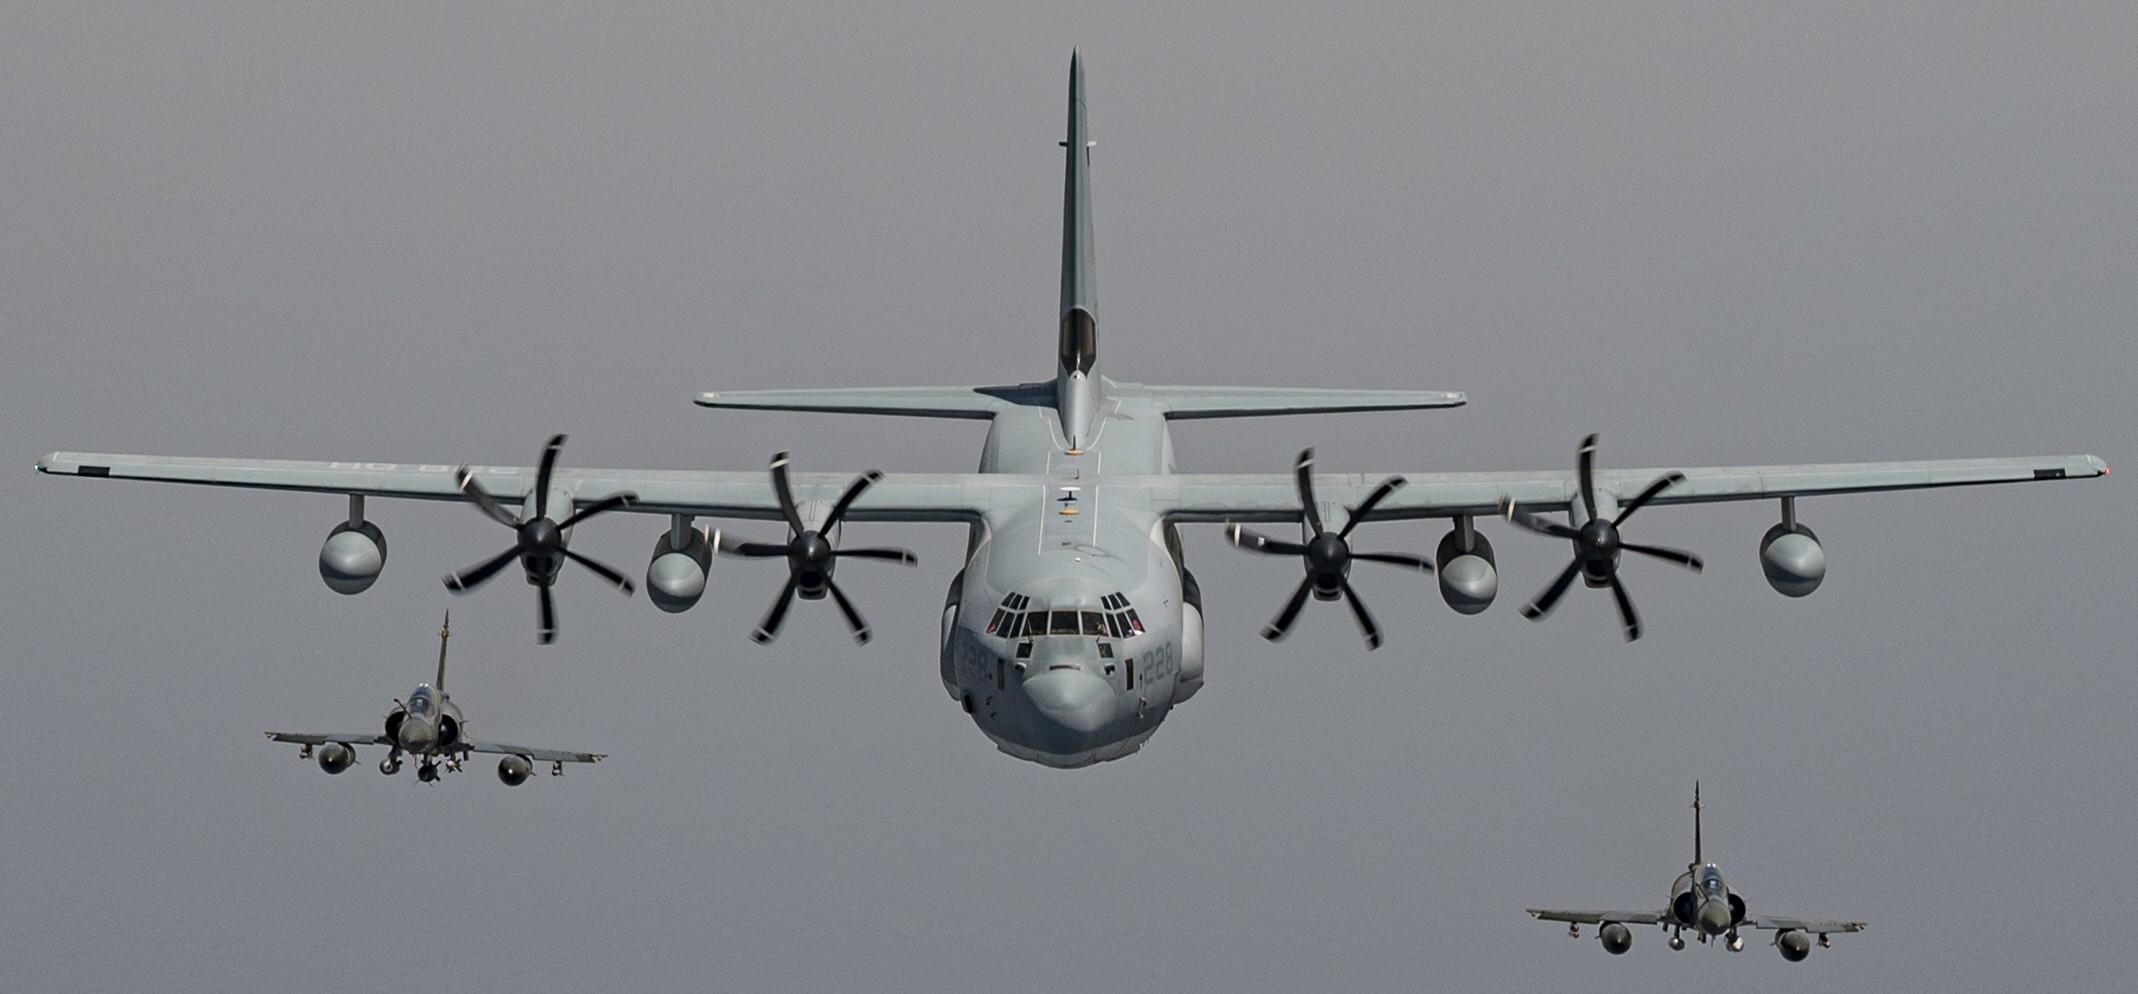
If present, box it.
[1056,50,1100,450]
[1691,781,1705,869]
[436,611,452,691]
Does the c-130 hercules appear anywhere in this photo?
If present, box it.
[40,53,2105,768]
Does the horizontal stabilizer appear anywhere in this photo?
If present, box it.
[695,385,1049,419]
[1148,385,1465,419]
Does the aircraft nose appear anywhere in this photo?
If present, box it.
[1696,899,1733,936]
[397,720,436,752]
[1022,668,1116,734]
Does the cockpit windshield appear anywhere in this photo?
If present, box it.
[406,688,433,715]
[992,591,1144,640]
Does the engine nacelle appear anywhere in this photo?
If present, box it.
[316,742,356,775]
[1729,893,1747,924]
[319,520,388,595]
[1436,529,1498,614]
[437,715,460,750]
[1776,928,1812,962]
[497,754,533,786]
[382,709,406,743]
[1598,921,1633,955]
[646,529,715,614]
[1759,522,1825,597]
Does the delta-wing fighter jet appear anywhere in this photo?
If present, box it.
[267,614,603,785]
[1528,785,1866,960]
[42,53,2106,768]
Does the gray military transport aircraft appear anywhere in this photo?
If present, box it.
[1528,784,1865,960]
[267,614,604,785]
[39,53,2107,768]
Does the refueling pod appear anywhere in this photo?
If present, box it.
[1174,569,1206,703]
[1436,523,1497,614]
[647,525,715,614]
[319,520,387,595]
[497,754,533,786]
[1759,498,1825,597]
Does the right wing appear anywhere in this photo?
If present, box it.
[1745,915,1866,934]
[1526,908,1667,926]
[460,740,605,764]
[35,452,1035,525]
[266,732,388,746]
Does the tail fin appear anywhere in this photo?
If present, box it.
[435,611,452,691]
[1056,50,1100,450]
[1691,781,1705,869]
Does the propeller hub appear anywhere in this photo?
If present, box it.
[1305,532,1351,585]
[522,517,563,551]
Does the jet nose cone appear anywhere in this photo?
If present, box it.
[397,721,436,752]
[1022,668,1116,734]
[1697,899,1733,936]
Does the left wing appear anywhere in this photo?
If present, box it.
[460,740,605,765]
[1744,915,1866,934]
[1526,908,1667,926]
[35,452,1031,524]
[1135,453,2107,524]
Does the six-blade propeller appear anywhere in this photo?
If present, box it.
[1500,433,1703,641]
[721,450,918,645]
[441,434,637,644]
[1226,448,1433,650]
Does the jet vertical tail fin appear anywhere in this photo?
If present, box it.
[436,611,452,691]
[1692,781,1705,869]
[1056,49,1100,450]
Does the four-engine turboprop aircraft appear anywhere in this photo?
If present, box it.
[40,52,2106,768]
[1528,784,1866,960]
[266,614,604,785]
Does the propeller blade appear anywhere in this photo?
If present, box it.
[1576,433,1599,522]
[455,467,521,528]
[1504,504,1580,541]
[751,573,804,645]
[444,544,526,593]
[563,549,636,594]
[831,547,919,565]
[1338,476,1407,539]
[556,493,634,530]
[1339,579,1382,650]
[536,583,558,645]
[768,451,806,537]
[825,580,872,645]
[1260,577,1316,642]
[822,470,883,532]
[723,540,791,558]
[534,434,566,520]
[1614,472,1686,525]
[1352,551,1434,572]
[1621,541,1704,572]
[1228,524,1308,558]
[1606,574,1642,642]
[1520,560,1584,620]
[1293,449,1324,535]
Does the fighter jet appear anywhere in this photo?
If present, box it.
[266,613,604,785]
[1527,784,1865,960]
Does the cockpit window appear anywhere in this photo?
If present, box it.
[1081,611,1105,636]
[1049,610,1080,635]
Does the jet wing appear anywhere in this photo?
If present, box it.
[1744,916,1866,934]
[1134,454,2107,524]
[35,452,1028,524]
[1526,909,1667,926]
[459,740,605,764]
[266,732,389,746]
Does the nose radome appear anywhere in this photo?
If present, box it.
[1022,668,1116,733]
[397,720,436,751]
[1697,899,1733,935]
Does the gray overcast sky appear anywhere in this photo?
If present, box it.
[3,3,2133,991]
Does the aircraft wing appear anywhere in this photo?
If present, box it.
[459,740,605,764]
[1526,909,1667,926]
[1136,453,2107,524]
[35,452,1028,524]
[266,732,389,746]
[1744,915,1866,934]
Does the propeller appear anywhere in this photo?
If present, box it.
[722,450,918,645]
[1225,448,1433,649]
[1500,433,1702,641]
[441,434,637,644]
